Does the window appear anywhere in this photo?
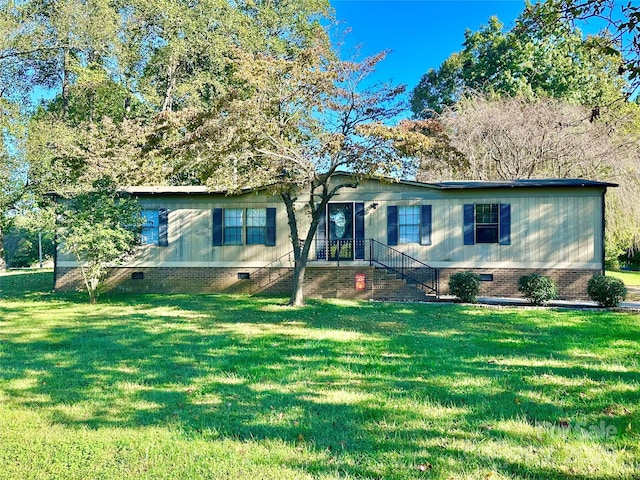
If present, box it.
[213,208,276,246]
[463,204,511,245]
[475,204,499,243]
[387,205,432,246]
[246,208,267,245]
[398,206,421,244]
[141,209,159,245]
[223,208,244,245]
[140,209,169,246]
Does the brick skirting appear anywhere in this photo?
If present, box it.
[438,268,598,301]
[55,265,600,301]
[55,266,378,300]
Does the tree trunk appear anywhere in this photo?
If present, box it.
[282,189,328,307]
[162,63,177,112]
[282,191,305,306]
[289,259,307,306]
[88,276,100,304]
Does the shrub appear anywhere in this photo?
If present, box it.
[587,275,627,307]
[518,274,557,306]
[449,271,481,303]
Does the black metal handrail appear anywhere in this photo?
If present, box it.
[248,238,438,296]
[368,239,439,295]
[248,249,294,294]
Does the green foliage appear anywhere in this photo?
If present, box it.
[448,271,481,303]
[2,205,56,268]
[605,241,624,271]
[526,0,640,92]
[410,2,640,255]
[4,227,54,268]
[587,274,627,307]
[9,0,333,197]
[43,64,142,126]
[518,274,558,306]
[57,177,141,303]
[411,13,626,116]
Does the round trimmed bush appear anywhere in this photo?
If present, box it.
[448,271,481,303]
[587,275,627,307]
[518,274,558,306]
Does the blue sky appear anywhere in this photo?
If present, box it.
[330,1,527,90]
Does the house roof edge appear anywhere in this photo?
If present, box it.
[119,175,618,195]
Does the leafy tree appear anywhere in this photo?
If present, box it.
[56,177,141,303]
[1,0,126,269]
[157,47,433,306]
[411,13,626,117]
[7,0,431,305]
[14,0,355,305]
[116,0,331,113]
[143,1,437,306]
[525,0,640,93]
[20,0,335,195]
[0,0,122,116]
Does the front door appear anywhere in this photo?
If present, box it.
[328,203,354,261]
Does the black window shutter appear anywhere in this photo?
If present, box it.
[266,208,276,246]
[387,206,398,246]
[158,208,169,246]
[499,203,511,245]
[355,202,365,259]
[212,208,223,246]
[421,204,432,245]
[316,208,326,260]
[463,204,475,245]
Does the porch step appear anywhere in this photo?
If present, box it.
[371,268,433,302]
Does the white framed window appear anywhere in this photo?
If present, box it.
[398,205,421,244]
[223,208,244,245]
[214,208,275,247]
[475,204,499,244]
[464,203,510,246]
[246,208,267,245]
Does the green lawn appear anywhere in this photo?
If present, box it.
[1,271,639,479]
[608,269,640,287]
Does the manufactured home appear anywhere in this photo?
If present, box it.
[54,176,615,301]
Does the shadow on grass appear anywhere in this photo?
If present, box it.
[0,269,56,299]
[1,271,639,479]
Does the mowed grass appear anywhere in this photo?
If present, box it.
[1,271,639,480]
[606,270,640,300]
[608,269,640,287]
